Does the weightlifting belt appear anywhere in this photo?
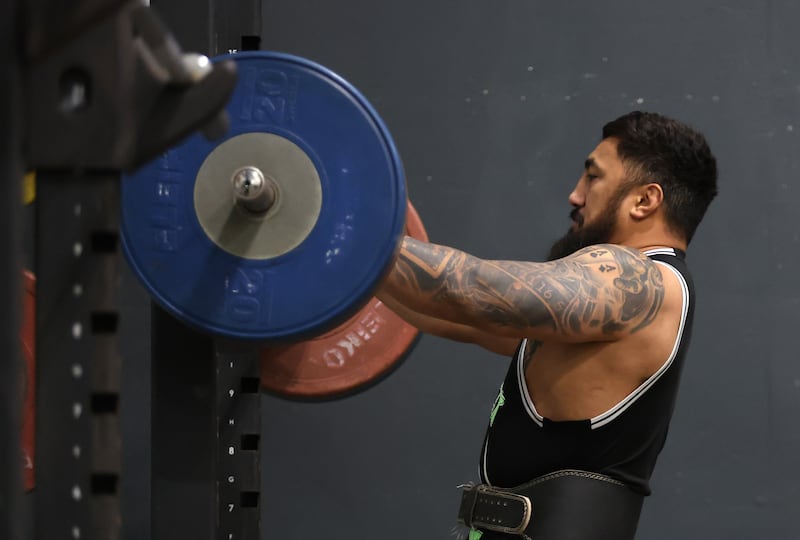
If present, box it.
[457,470,644,540]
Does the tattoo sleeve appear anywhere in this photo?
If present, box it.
[384,239,665,341]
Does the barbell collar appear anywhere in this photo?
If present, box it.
[231,166,277,215]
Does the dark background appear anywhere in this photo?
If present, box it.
[114,1,800,539]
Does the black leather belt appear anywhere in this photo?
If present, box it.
[457,470,644,540]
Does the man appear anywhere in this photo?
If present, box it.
[377,111,718,539]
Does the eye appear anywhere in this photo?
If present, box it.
[585,173,598,182]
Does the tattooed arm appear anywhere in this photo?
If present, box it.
[378,238,665,343]
[378,293,520,355]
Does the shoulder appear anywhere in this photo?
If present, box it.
[565,244,664,283]
[555,244,669,338]
[566,244,652,266]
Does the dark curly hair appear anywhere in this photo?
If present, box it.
[602,111,718,244]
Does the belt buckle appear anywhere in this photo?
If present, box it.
[460,484,532,535]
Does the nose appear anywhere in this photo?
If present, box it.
[568,177,585,208]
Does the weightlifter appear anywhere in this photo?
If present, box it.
[378,111,718,539]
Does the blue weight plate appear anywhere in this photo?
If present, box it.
[121,51,406,341]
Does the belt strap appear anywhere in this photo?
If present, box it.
[457,470,644,540]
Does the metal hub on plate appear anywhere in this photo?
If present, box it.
[194,132,322,260]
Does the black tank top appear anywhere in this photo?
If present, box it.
[479,248,694,496]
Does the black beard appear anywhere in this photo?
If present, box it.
[547,209,617,261]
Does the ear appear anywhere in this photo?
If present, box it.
[629,183,664,220]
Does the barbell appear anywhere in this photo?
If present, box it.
[121,51,409,343]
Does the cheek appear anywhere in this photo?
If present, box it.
[585,192,621,226]
[582,189,606,219]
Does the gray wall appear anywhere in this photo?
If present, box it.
[254,1,800,539]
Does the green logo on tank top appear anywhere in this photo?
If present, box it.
[489,384,505,426]
[469,528,483,540]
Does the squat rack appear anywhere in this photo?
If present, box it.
[3,0,267,538]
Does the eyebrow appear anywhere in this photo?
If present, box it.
[584,157,603,172]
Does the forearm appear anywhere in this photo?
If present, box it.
[380,236,546,335]
[377,287,518,355]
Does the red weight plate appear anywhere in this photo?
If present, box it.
[21,270,35,491]
[260,201,428,400]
